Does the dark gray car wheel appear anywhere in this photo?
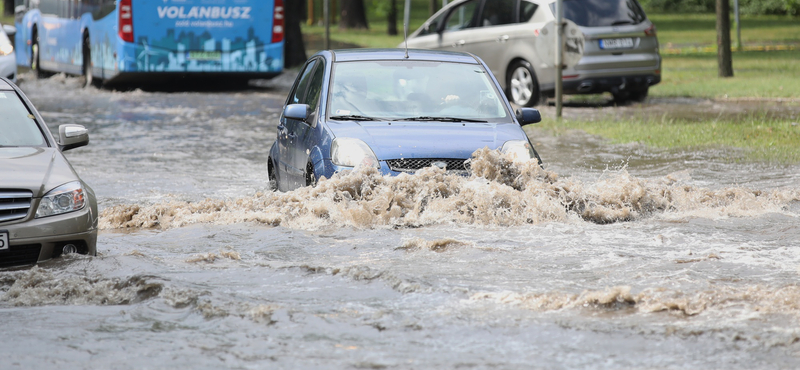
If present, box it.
[305,162,316,187]
[628,87,649,103]
[267,158,278,191]
[507,60,540,107]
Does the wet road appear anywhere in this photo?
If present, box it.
[2,73,800,369]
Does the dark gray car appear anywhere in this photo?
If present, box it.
[406,0,661,106]
[0,77,97,268]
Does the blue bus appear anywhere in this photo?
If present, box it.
[13,0,284,86]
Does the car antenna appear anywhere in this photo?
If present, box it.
[403,2,409,59]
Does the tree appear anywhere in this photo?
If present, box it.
[284,0,308,68]
[716,0,734,77]
[430,0,437,15]
[387,0,398,35]
[340,0,369,29]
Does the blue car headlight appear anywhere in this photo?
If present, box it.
[35,181,86,218]
[501,140,536,163]
[331,138,380,169]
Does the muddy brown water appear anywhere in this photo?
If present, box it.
[2,73,799,369]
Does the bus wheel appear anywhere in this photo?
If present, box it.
[82,33,94,88]
[31,31,42,78]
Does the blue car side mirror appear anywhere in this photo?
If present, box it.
[516,108,541,125]
[284,104,310,122]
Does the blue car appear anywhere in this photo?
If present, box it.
[268,49,543,191]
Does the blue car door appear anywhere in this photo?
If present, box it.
[278,58,318,187]
[290,59,326,184]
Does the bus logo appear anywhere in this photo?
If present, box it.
[157,6,252,20]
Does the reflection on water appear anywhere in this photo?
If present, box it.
[2,74,800,369]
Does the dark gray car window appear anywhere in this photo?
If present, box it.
[304,61,325,112]
[288,59,319,106]
[0,92,45,147]
[444,0,480,31]
[418,11,448,36]
[519,1,538,22]
[480,0,516,27]
[551,0,647,27]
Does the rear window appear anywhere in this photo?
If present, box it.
[551,0,647,27]
[0,92,45,147]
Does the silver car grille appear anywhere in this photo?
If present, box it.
[0,190,33,223]
[386,158,470,173]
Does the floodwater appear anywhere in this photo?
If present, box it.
[2,73,800,369]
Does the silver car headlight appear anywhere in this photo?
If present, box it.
[35,181,86,218]
[501,140,536,163]
[331,137,380,169]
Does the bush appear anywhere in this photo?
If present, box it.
[639,0,800,15]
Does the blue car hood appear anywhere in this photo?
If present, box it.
[330,121,525,160]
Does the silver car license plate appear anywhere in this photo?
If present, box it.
[600,38,634,49]
[0,231,8,251]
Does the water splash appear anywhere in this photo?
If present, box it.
[100,149,800,230]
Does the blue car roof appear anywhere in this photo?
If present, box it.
[331,48,480,64]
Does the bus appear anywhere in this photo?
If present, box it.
[13,0,284,86]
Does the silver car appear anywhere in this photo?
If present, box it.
[0,77,97,269]
[405,0,661,106]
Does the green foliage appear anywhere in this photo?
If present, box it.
[639,0,800,15]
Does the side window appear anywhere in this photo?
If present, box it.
[303,60,326,112]
[418,11,447,36]
[288,59,318,106]
[519,1,538,22]
[480,0,516,27]
[444,0,479,32]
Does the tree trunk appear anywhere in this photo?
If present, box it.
[340,0,369,29]
[284,0,308,68]
[4,0,14,16]
[716,0,734,77]
[388,0,398,36]
[429,0,437,16]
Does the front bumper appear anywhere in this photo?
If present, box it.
[0,206,97,269]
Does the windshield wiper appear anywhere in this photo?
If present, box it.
[611,20,634,26]
[330,115,381,121]
[395,116,488,123]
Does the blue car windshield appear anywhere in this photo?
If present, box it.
[0,92,45,147]
[328,60,512,121]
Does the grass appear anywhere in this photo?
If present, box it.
[655,50,800,99]
[532,116,800,163]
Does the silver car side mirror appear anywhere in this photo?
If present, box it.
[284,104,310,122]
[58,124,90,151]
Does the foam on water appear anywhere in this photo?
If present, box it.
[100,149,800,230]
[0,266,163,306]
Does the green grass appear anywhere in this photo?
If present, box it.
[531,116,800,163]
[654,50,800,99]
[649,13,800,48]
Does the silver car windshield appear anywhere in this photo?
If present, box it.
[328,60,511,122]
[0,92,45,147]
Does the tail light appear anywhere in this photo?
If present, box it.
[272,0,285,43]
[118,0,134,42]
[644,24,656,37]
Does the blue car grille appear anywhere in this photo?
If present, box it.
[386,158,470,173]
[0,190,33,223]
[0,244,41,268]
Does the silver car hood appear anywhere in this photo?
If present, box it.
[0,147,80,197]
